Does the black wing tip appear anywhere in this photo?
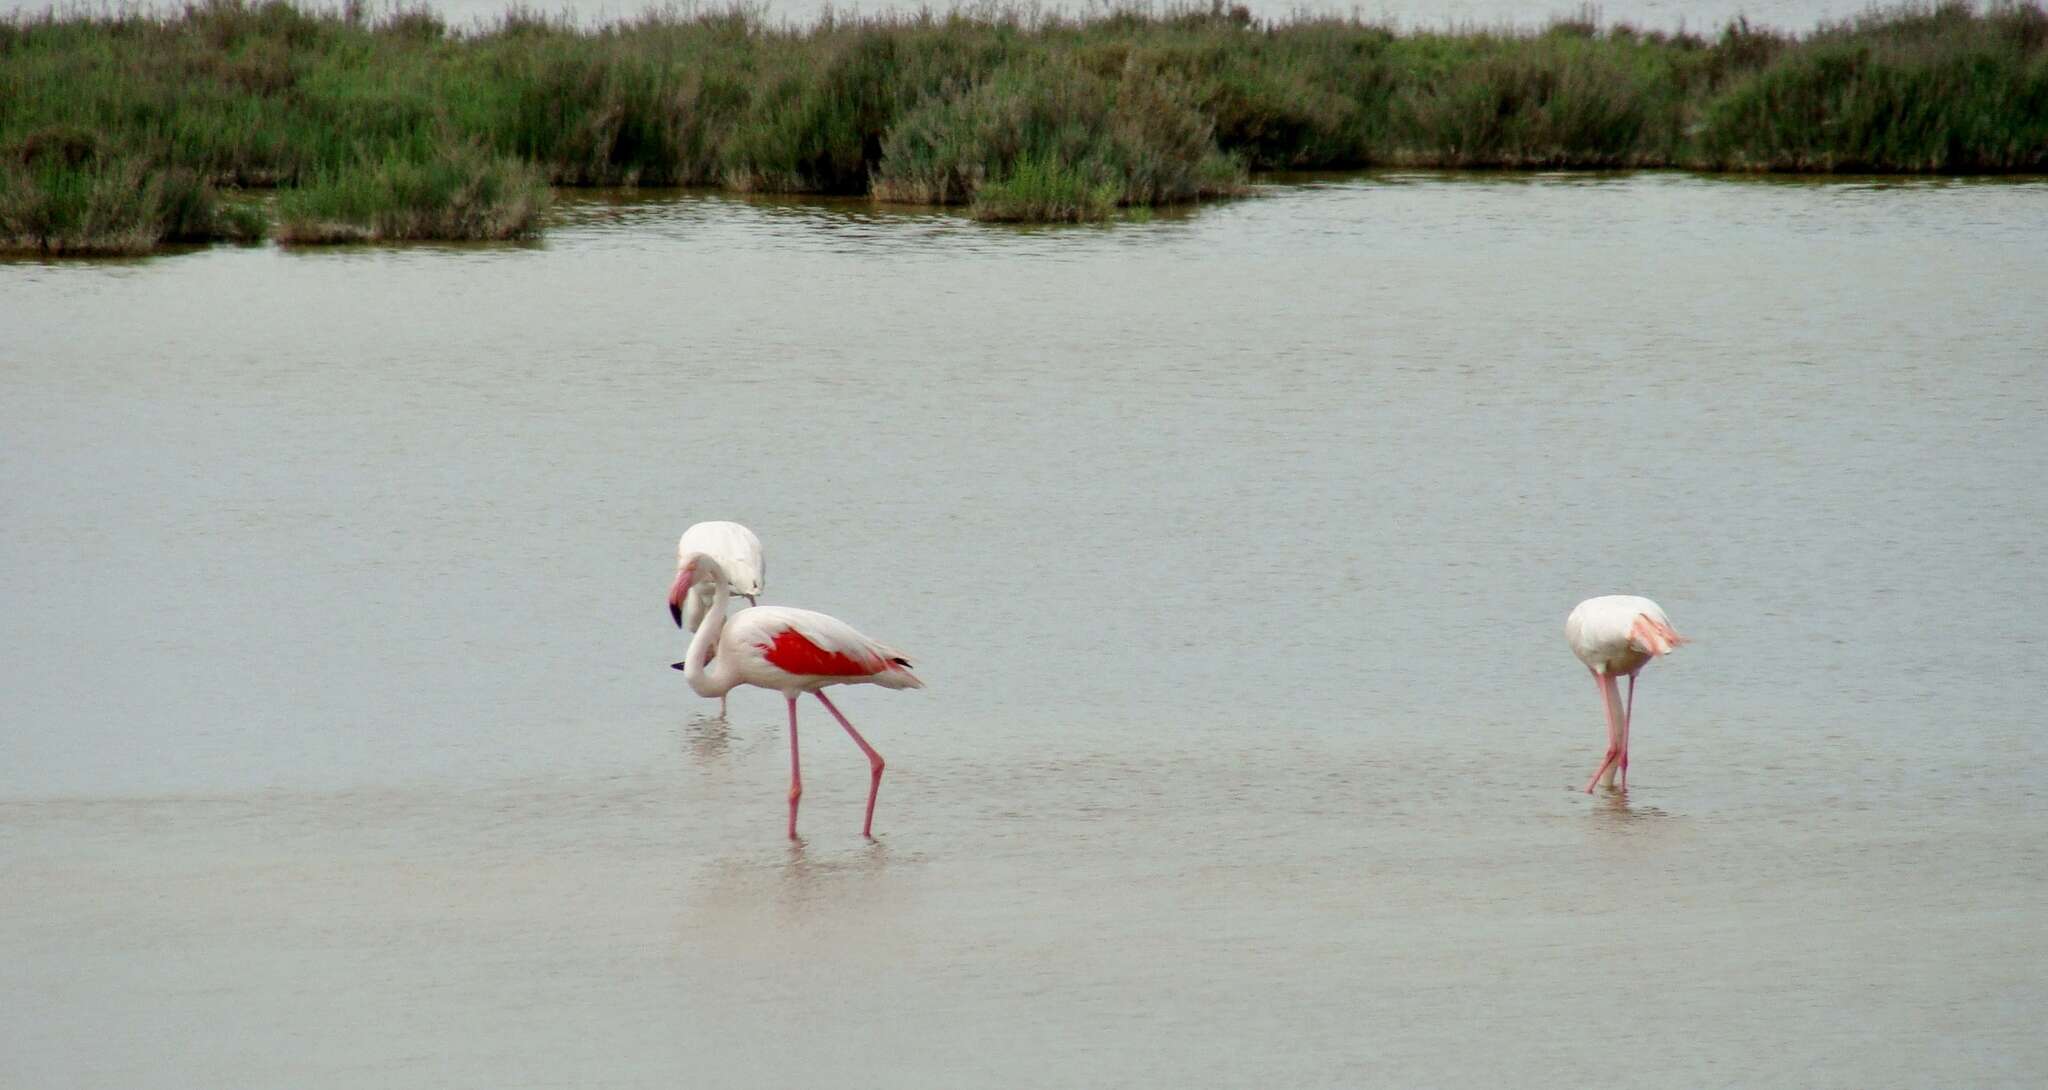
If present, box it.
[890,657,913,668]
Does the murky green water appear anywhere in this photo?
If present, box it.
[4,173,2046,1088]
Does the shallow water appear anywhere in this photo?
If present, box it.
[4,173,2047,1088]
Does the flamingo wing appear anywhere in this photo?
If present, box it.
[1566,595,1683,670]
[729,607,919,685]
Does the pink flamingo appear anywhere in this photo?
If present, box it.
[671,551,923,839]
[1566,595,1686,793]
[669,521,765,631]
[668,520,766,717]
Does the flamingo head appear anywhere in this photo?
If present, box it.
[669,551,725,627]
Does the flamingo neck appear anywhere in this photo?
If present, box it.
[682,583,710,633]
[682,555,736,697]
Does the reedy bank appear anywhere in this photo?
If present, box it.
[2,1,2042,252]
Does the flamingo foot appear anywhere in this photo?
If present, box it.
[1584,747,1621,794]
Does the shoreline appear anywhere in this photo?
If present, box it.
[4,0,2045,252]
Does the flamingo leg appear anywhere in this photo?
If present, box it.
[1620,673,1637,789]
[814,691,886,838]
[1584,669,1624,794]
[785,697,803,840]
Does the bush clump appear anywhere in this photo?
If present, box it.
[1394,38,1684,166]
[0,128,261,254]
[275,146,549,243]
[1699,3,2048,170]
[874,61,1244,218]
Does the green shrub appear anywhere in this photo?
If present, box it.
[276,145,548,242]
[874,60,1244,214]
[1396,38,1681,166]
[0,127,259,253]
[724,31,906,193]
[482,37,751,185]
[972,154,1124,221]
[1700,19,2048,170]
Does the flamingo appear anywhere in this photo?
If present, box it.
[1566,595,1686,793]
[668,521,765,715]
[670,521,765,630]
[670,551,922,839]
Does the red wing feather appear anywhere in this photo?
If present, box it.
[761,627,882,677]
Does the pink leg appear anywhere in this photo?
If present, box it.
[785,697,803,840]
[1619,673,1637,789]
[1583,669,1624,794]
[814,691,886,838]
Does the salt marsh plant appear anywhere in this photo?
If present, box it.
[2,0,2042,250]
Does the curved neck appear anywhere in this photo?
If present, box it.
[682,554,735,697]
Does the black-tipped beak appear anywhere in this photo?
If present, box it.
[668,569,688,628]
[670,661,688,671]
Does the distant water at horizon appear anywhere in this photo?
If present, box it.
[0,0,1908,33]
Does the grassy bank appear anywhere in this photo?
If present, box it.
[2,1,2044,251]
[274,146,547,242]
[0,128,265,254]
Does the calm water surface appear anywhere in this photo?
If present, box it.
[3,173,2046,1088]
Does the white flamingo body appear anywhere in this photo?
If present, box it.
[1566,595,1685,793]
[672,521,765,632]
[674,552,921,838]
[1566,595,1678,677]
[686,605,923,699]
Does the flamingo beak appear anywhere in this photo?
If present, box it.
[668,569,689,627]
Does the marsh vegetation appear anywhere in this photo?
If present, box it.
[2,0,2043,251]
